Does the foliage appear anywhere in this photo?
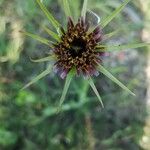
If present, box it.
[0,0,147,149]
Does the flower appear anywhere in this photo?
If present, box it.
[54,17,104,79]
[22,0,149,109]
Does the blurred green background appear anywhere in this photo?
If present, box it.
[0,0,150,150]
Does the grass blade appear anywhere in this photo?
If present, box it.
[88,77,104,108]
[57,69,75,112]
[97,43,150,52]
[20,31,51,46]
[43,26,60,41]
[30,55,56,63]
[21,65,52,90]
[98,65,135,96]
[81,0,88,19]
[100,0,131,28]
[36,0,60,30]
[63,0,72,17]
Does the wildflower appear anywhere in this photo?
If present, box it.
[54,17,103,79]
[22,0,150,110]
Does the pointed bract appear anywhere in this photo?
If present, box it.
[43,26,60,42]
[21,65,52,90]
[88,77,104,108]
[98,65,135,96]
[20,31,52,46]
[30,55,56,63]
[97,43,150,52]
[36,0,60,30]
[100,0,131,28]
[57,68,76,112]
[63,0,72,18]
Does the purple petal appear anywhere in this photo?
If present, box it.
[60,70,68,79]
[68,17,74,28]
[93,27,101,34]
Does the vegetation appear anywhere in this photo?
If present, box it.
[0,0,148,149]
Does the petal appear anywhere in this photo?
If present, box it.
[60,69,68,79]
[68,17,74,28]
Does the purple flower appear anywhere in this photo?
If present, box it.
[53,17,104,78]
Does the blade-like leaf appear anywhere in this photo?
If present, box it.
[30,55,56,63]
[63,0,72,17]
[43,26,60,41]
[103,30,120,41]
[88,77,104,108]
[100,0,131,28]
[57,68,76,112]
[20,31,51,46]
[36,0,60,30]
[71,0,80,20]
[21,65,52,90]
[81,0,88,19]
[97,43,150,52]
[98,65,135,96]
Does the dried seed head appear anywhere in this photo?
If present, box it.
[53,17,104,78]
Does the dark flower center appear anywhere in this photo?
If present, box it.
[69,38,86,58]
[53,17,104,78]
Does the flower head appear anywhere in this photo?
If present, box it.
[22,0,150,110]
[54,17,103,78]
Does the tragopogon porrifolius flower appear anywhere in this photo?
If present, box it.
[22,0,150,110]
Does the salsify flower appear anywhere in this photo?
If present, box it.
[22,0,150,110]
[54,16,103,78]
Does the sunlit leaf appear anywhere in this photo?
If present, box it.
[20,31,51,46]
[63,0,72,17]
[30,55,56,63]
[81,0,88,19]
[36,0,60,30]
[98,65,135,96]
[43,26,60,41]
[88,77,104,108]
[100,0,131,28]
[21,65,52,90]
[97,43,150,52]
[57,68,76,112]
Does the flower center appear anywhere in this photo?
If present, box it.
[53,17,104,78]
[69,38,86,58]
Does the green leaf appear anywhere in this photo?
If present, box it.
[97,43,150,52]
[88,77,104,108]
[100,0,131,28]
[20,31,51,46]
[104,30,120,40]
[81,0,88,19]
[63,0,72,17]
[21,65,52,90]
[71,0,80,21]
[30,55,56,63]
[36,0,60,30]
[57,68,76,112]
[43,26,60,41]
[98,65,135,96]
